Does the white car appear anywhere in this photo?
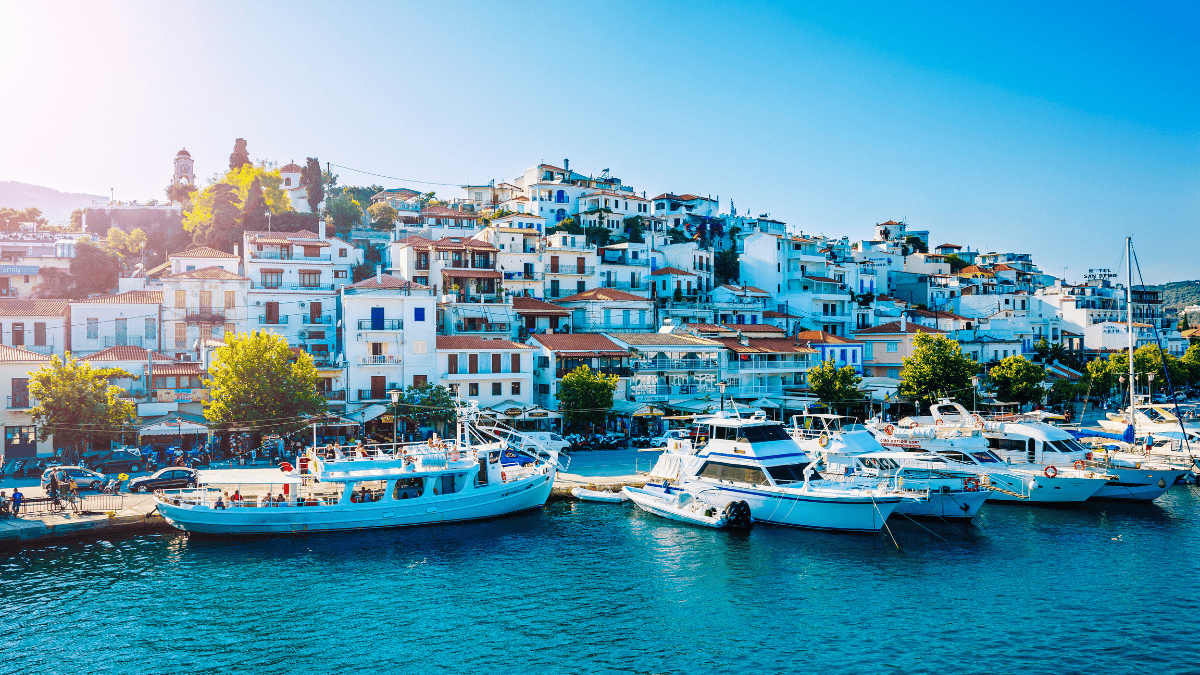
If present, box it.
[41,466,107,492]
[651,429,690,447]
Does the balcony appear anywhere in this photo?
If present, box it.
[320,390,346,401]
[631,359,720,371]
[259,315,289,325]
[357,319,403,330]
[601,258,650,267]
[592,322,655,332]
[185,312,226,324]
[725,385,791,397]
[454,322,512,334]
[357,389,395,401]
[503,271,543,281]
[7,393,32,409]
[727,359,811,371]
[23,345,54,355]
[303,314,334,325]
[600,280,644,291]
[546,266,595,276]
[104,336,143,347]
[448,295,505,304]
[250,251,332,262]
[556,367,631,378]
[629,384,717,401]
[250,282,335,290]
[448,260,496,270]
[359,355,401,365]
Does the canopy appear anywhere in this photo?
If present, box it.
[665,398,720,415]
[198,468,302,486]
[347,404,388,423]
[750,397,780,409]
[139,417,208,436]
[859,377,901,402]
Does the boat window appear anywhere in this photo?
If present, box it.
[392,477,424,500]
[970,451,1002,463]
[937,450,974,464]
[1049,439,1088,454]
[986,437,1026,452]
[737,425,792,443]
[435,474,465,495]
[349,480,387,503]
[1144,408,1171,422]
[765,462,822,483]
[696,461,769,485]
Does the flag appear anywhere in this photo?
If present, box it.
[1122,424,1135,444]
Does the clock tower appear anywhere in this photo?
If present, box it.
[173,148,195,188]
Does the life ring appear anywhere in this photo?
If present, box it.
[972,414,984,425]
[975,419,985,430]
[1073,460,1084,470]
[501,471,507,482]
[884,424,895,436]
[935,419,944,426]
[449,450,460,461]
[279,462,293,473]
[1044,465,1058,479]
[818,434,830,448]
[963,477,980,492]
[1085,452,1094,461]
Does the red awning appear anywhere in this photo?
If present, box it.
[442,268,501,279]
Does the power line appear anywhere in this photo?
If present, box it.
[328,163,465,188]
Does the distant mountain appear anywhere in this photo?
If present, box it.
[1147,280,1200,313]
[0,181,104,223]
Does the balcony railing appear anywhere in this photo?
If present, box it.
[7,393,32,409]
[250,251,332,262]
[631,359,720,371]
[448,260,496,269]
[600,280,644,290]
[503,271,543,281]
[601,258,650,267]
[592,322,655,332]
[357,319,403,330]
[303,314,334,324]
[556,367,631,378]
[454,322,512,334]
[185,312,226,323]
[629,384,717,401]
[357,389,393,401]
[727,359,812,371]
[547,266,595,275]
[259,315,289,325]
[250,282,335,290]
[320,390,346,401]
[23,345,54,355]
[725,385,792,397]
[359,355,401,365]
[104,336,143,347]
[450,295,505,304]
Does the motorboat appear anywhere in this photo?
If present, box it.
[642,410,905,532]
[154,402,565,535]
[622,486,752,528]
[790,414,991,520]
[571,487,628,503]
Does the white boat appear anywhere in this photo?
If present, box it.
[790,414,990,520]
[622,486,751,528]
[154,403,565,535]
[570,487,628,503]
[644,411,904,532]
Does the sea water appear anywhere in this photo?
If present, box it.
[2,488,1199,675]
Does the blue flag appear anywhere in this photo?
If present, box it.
[1122,424,1135,443]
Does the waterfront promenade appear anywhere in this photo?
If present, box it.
[0,488,165,548]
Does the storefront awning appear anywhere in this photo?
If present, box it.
[665,398,720,414]
[442,268,502,279]
[139,417,209,436]
[348,404,388,423]
[750,397,780,409]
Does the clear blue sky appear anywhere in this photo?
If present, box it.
[1,1,1195,282]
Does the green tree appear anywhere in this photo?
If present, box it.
[38,240,122,299]
[898,333,979,411]
[1178,314,1190,331]
[1083,357,1112,393]
[69,209,84,231]
[944,253,969,272]
[105,227,148,259]
[556,365,617,429]
[905,236,928,254]
[28,355,137,455]
[548,215,582,235]
[715,247,739,285]
[229,138,251,170]
[667,227,689,244]
[1046,378,1078,406]
[367,202,399,229]
[807,359,863,413]
[352,245,383,282]
[989,355,1047,406]
[300,157,325,213]
[624,216,644,243]
[392,382,457,434]
[1183,343,1200,384]
[585,225,611,247]
[240,175,270,234]
[204,331,326,441]
[326,191,364,238]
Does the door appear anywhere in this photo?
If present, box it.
[371,307,384,330]
[371,376,386,400]
[577,257,585,274]
[310,301,322,324]
[492,353,502,374]
[265,301,279,324]
[114,318,127,346]
[550,256,559,273]
[200,291,212,314]
[468,354,478,374]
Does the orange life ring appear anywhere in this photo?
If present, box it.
[1073,460,1084,470]
[449,450,460,461]
[963,477,980,492]
[884,424,895,436]
[501,471,507,482]
[935,419,944,426]
[1044,465,1058,479]
[279,462,293,473]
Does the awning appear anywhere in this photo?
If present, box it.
[750,397,780,409]
[442,268,502,279]
[347,404,387,423]
[139,417,209,436]
[557,351,629,358]
[665,398,720,414]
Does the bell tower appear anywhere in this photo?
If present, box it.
[173,148,195,187]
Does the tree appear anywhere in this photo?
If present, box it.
[667,227,689,244]
[367,202,398,229]
[105,227,147,259]
[28,355,137,456]
[807,359,863,413]
[300,157,325,213]
[204,331,326,441]
[905,236,928,254]
[548,215,582,235]
[945,254,969,272]
[38,240,122,299]
[352,245,383,282]
[585,225,611,248]
[183,161,293,250]
[715,247,739,285]
[190,182,241,251]
[989,355,1047,406]
[556,365,617,429]
[165,181,196,206]
[1046,378,1078,406]
[69,209,84,231]
[240,175,270,233]
[326,191,364,238]
[1183,343,1200,385]
[1083,357,1112,394]
[898,333,979,411]
[624,216,644,243]
[392,383,457,434]
[229,138,251,170]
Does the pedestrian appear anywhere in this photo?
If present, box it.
[48,471,59,501]
[11,487,22,517]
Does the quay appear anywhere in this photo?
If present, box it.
[552,472,646,501]
[0,491,168,550]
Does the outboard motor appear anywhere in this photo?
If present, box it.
[722,500,754,529]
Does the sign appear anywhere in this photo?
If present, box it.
[527,412,548,418]
[380,415,395,424]
[639,395,668,402]
[1086,268,1117,281]
[0,265,38,276]
[879,438,921,448]
[504,408,523,417]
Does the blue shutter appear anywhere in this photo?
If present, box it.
[371,307,384,330]
[414,307,425,322]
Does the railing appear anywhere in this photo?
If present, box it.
[727,360,811,371]
[303,314,334,324]
[250,251,332,262]
[104,336,143,347]
[600,281,643,290]
[0,288,17,298]
[360,355,400,365]
[547,266,595,275]
[7,393,31,409]
[630,359,720,371]
[357,319,403,330]
[601,258,650,267]
[448,260,496,269]
[251,282,335,290]
[321,390,346,401]
[259,315,289,324]
[556,367,631,378]
[185,312,225,323]
[451,295,505,304]
[503,271,543,281]
[454,322,511,333]
[591,322,655,331]
[629,384,717,400]
[23,345,54,355]
[358,390,391,400]
[725,385,791,397]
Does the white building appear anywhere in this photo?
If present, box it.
[340,273,437,406]
[0,300,68,356]
[527,332,631,412]
[436,336,534,409]
[543,232,598,301]
[554,288,655,333]
[159,248,250,359]
[69,290,162,355]
[0,345,54,460]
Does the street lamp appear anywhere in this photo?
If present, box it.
[1147,372,1155,399]
[389,389,401,447]
[717,380,727,412]
[970,375,980,413]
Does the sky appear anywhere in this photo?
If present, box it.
[0,0,1196,283]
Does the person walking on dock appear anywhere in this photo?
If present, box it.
[47,472,59,503]
[11,487,21,517]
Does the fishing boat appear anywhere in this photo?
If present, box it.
[570,487,628,503]
[154,402,565,535]
[622,486,752,528]
[643,410,905,532]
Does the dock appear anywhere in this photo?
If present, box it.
[550,472,647,501]
[0,494,169,550]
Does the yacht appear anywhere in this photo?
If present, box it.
[790,414,991,520]
[642,411,905,532]
[867,401,1111,504]
[154,403,564,535]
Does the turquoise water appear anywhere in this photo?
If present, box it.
[3,488,1200,674]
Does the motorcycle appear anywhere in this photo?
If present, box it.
[101,477,124,494]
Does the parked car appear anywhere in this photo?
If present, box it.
[89,450,146,475]
[127,467,199,493]
[651,429,691,447]
[41,466,108,492]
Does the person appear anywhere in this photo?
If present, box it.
[332,441,343,460]
[11,487,22,517]
[0,491,8,517]
[356,440,367,459]
[261,490,272,506]
[47,471,59,502]
[400,491,409,500]
[359,485,370,503]
[214,496,226,510]
[230,489,243,504]
[68,477,79,499]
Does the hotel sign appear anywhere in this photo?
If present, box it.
[0,265,38,276]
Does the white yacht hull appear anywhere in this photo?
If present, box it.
[1091,467,1188,501]
[984,472,1107,503]
[623,487,730,527]
[157,471,555,535]
[895,490,990,519]
[676,481,900,532]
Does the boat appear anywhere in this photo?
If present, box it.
[622,486,752,528]
[153,402,566,535]
[791,414,991,519]
[570,487,628,503]
[643,410,905,532]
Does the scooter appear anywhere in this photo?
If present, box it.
[102,477,124,494]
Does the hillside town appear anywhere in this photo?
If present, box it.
[0,148,1194,461]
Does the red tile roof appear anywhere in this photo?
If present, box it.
[793,330,862,344]
[555,288,649,303]
[162,266,250,281]
[435,336,533,350]
[649,266,694,276]
[75,290,164,305]
[853,321,946,335]
[430,237,496,251]
[530,333,627,353]
[0,300,69,317]
[441,268,501,279]
[347,274,431,290]
[717,284,769,295]
[422,206,478,219]
[280,162,304,173]
[152,363,207,376]
[172,246,238,259]
[711,337,818,354]
[81,346,174,362]
[512,297,571,315]
[608,332,719,347]
[393,235,434,248]
[691,323,786,335]
[0,345,51,362]
[246,230,329,246]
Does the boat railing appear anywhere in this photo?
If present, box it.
[155,488,346,509]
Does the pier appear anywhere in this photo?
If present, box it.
[0,493,168,549]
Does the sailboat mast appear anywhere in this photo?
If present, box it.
[1126,236,1135,423]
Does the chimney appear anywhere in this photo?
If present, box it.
[376,265,382,283]
[564,158,569,173]
[319,219,326,240]
[900,313,907,332]
[233,244,239,257]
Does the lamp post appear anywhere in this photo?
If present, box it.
[1147,372,1155,400]
[970,375,980,413]
[389,389,401,447]
[717,380,727,412]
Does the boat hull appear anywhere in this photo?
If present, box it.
[1091,467,1189,501]
[623,487,728,527]
[984,472,1107,504]
[895,490,990,519]
[670,481,900,532]
[157,472,555,535]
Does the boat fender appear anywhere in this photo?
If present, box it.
[501,471,507,482]
[1044,465,1058,479]
[1086,452,1094,461]
[1074,460,1084,470]
[279,462,293,473]
[722,500,754,529]
[818,434,830,448]
[1158,478,1167,489]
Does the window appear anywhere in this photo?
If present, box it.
[11,323,22,346]
[511,381,521,395]
[887,368,899,379]
[863,343,874,359]
[299,271,321,288]
[224,323,234,337]
[696,461,769,485]
[492,382,502,396]
[886,342,898,352]
[414,307,425,322]
[83,317,97,340]
[469,383,479,396]
[225,291,235,308]
[175,322,186,348]
[339,249,347,257]
[765,463,822,483]
[175,290,186,308]
[539,383,550,395]
[260,271,282,288]
[413,340,427,354]
[392,477,424,500]
[334,270,348,279]
[145,318,156,339]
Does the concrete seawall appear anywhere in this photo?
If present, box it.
[551,473,646,501]
[0,496,170,550]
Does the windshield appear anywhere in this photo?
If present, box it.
[765,462,822,483]
[970,451,1002,463]
[549,435,563,442]
[1049,439,1088,454]
[738,425,793,443]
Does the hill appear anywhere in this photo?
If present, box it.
[1146,280,1200,314]
[0,181,104,223]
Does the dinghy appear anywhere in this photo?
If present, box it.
[622,486,752,529]
[570,487,628,503]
